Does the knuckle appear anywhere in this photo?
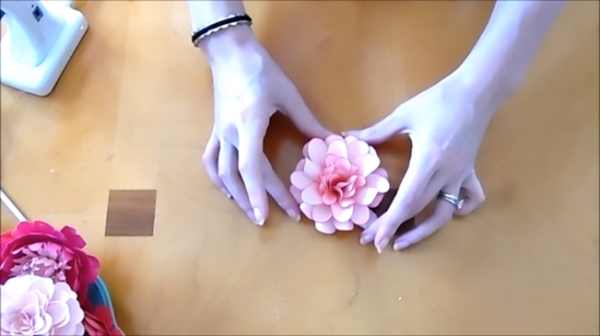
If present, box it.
[238,161,258,177]
[217,168,234,182]
[202,152,213,165]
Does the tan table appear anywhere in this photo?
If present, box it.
[1,1,598,334]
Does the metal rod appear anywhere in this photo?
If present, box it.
[0,189,27,222]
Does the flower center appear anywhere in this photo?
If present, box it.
[10,242,72,282]
[16,311,35,333]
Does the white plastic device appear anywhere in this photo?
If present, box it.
[0,0,88,96]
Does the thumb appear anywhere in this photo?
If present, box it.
[278,85,334,139]
[343,108,408,145]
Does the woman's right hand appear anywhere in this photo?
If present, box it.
[200,26,333,226]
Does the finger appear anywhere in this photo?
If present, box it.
[408,171,446,219]
[455,172,486,216]
[342,110,407,145]
[261,155,302,222]
[202,133,230,198]
[393,182,460,251]
[218,141,255,223]
[370,142,438,252]
[237,119,270,226]
[278,85,334,139]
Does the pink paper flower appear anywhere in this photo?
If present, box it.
[290,135,390,234]
[1,221,100,305]
[1,274,85,336]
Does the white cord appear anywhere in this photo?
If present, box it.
[0,189,27,222]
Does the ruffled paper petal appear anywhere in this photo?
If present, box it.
[307,138,327,166]
[354,154,380,177]
[301,184,323,205]
[370,193,384,208]
[312,204,333,223]
[332,203,353,223]
[334,220,353,231]
[366,174,390,193]
[325,134,344,145]
[354,187,378,206]
[302,159,322,180]
[348,139,369,161]
[326,140,348,159]
[351,205,370,225]
[315,221,336,234]
[291,171,315,189]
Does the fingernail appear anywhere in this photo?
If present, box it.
[286,209,301,222]
[253,208,265,226]
[360,234,373,245]
[376,237,390,254]
[221,189,231,198]
[394,241,409,251]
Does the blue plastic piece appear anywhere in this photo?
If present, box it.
[87,276,120,330]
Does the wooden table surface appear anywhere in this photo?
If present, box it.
[1,1,598,335]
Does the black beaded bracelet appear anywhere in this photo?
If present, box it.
[191,13,252,46]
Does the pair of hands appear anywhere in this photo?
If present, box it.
[202,27,492,252]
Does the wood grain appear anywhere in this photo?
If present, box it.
[105,190,156,237]
[1,1,598,335]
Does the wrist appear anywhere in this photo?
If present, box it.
[450,60,517,114]
[197,24,257,67]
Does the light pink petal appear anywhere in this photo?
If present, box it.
[334,158,351,172]
[28,277,54,298]
[373,167,388,179]
[326,140,348,159]
[307,138,328,166]
[66,298,84,324]
[38,313,53,335]
[325,134,344,145]
[371,193,384,208]
[1,312,14,331]
[355,154,380,177]
[301,184,323,205]
[295,159,306,171]
[325,154,337,166]
[300,203,315,219]
[32,314,46,333]
[355,175,366,187]
[354,187,379,206]
[348,140,370,161]
[339,198,354,207]
[312,204,333,223]
[323,192,337,205]
[334,220,354,231]
[290,171,315,189]
[351,205,370,225]
[315,221,337,234]
[303,159,322,180]
[366,174,390,193]
[331,203,353,222]
[368,146,376,155]
[46,302,69,328]
[344,135,358,145]
[290,186,302,204]
[302,143,309,158]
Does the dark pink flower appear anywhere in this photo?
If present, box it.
[1,221,100,304]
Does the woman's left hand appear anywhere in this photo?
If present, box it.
[344,74,497,252]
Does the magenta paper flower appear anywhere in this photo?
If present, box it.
[1,274,85,336]
[290,135,390,234]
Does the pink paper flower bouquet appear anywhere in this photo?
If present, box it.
[1,221,124,336]
[290,135,390,234]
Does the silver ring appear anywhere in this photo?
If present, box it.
[438,191,464,210]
